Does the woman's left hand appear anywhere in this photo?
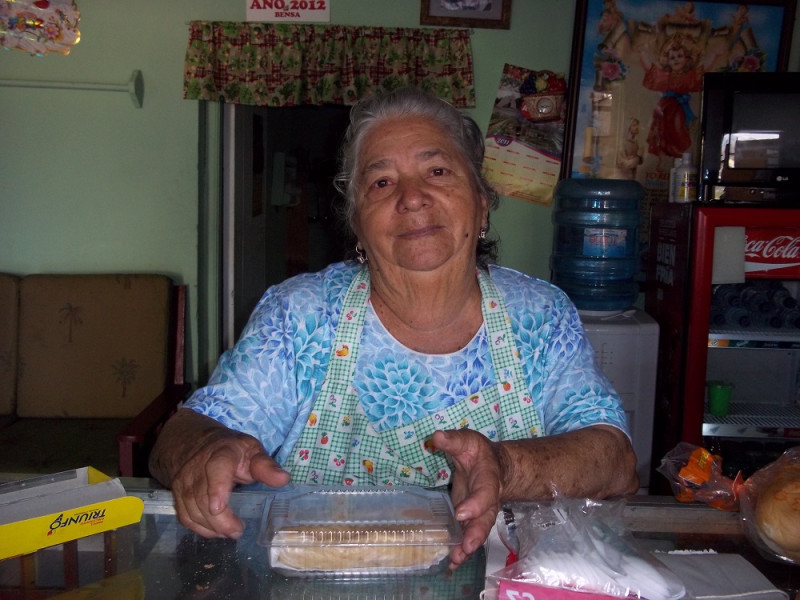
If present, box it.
[431,428,507,569]
[431,425,640,569]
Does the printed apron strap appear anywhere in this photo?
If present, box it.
[286,268,371,485]
[476,269,543,440]
[478,269,522,384]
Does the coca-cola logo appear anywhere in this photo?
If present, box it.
[745,230,800,275]
[745,235,800,262]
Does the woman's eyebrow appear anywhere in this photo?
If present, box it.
[363,158,391,173]
[416,148,451,162]
[362,148,453,176]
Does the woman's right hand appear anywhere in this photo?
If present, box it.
[149,409,290,539]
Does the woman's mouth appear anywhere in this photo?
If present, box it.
[398,225,441,239]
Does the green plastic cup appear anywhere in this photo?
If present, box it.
[707,381,734,417]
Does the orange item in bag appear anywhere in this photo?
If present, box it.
[659,443,742,511]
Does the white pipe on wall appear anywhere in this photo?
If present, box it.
[0,70,144,108]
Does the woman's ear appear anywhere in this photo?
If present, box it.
[479,192,490,216]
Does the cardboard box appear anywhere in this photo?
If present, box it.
[0,467,144,560]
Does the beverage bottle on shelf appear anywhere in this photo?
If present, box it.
[778,308,800,329]
[723,306,752,327]
[750,310,783,329]
[768,286,799,309]
[739,285,774,314]
[709,305,726,327]
[711,284,742,308]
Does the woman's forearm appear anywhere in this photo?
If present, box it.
[494,425,639,501]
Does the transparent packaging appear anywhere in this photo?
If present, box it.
[487,497,686,600]
[259,486,462,577]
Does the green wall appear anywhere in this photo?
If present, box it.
[2,1,798,383]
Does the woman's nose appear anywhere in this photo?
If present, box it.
[397,177,431,211]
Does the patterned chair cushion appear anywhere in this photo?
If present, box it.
[16,274,171,418]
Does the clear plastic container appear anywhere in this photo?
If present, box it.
[259,486,462,577]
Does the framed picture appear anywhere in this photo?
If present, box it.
[420,0,512,30]
[561,0,796,183]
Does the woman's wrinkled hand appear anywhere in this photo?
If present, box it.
[159,416,290,539]
[431,428,507,570]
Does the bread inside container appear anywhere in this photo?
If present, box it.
[260,486,462,577]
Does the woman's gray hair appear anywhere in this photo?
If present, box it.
[333,86,500,265]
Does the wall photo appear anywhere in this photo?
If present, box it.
[420,0,512,29]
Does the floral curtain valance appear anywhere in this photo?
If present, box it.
[183,21,475,108]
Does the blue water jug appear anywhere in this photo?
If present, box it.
[550,178,643,312]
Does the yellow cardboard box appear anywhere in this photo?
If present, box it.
[0,467,144,560]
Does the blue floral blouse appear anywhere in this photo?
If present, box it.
[185,262,629,467]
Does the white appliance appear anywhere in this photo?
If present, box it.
[580,309,659,490]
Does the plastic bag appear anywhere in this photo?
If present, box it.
[656,442,743,511]
[739,446,800,565]
[486,497,686,600]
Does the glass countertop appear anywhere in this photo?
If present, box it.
[1,477,798,599]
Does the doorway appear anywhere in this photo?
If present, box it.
[223,104,352,347]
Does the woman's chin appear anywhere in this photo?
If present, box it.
[388,241,476,272]
[393,254,470,274]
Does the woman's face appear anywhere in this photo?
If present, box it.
[353,115,487,274]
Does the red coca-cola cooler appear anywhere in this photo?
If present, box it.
[645,204,800,493]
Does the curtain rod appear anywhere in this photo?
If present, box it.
[0,70,144,108]
[183,21,473,33]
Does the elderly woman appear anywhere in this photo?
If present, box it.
[149,87,638,569]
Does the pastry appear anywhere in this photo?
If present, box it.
[270,525,451,572]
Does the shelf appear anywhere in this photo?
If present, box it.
[708,327,800,348]
[702,402,800,438]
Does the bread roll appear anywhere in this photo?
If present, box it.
[754,462,800,559]
[271,525,451,572]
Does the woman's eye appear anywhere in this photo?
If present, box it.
[366,178,393,198]
[431,167,446,176]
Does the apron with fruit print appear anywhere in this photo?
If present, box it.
[286,267,543,487]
